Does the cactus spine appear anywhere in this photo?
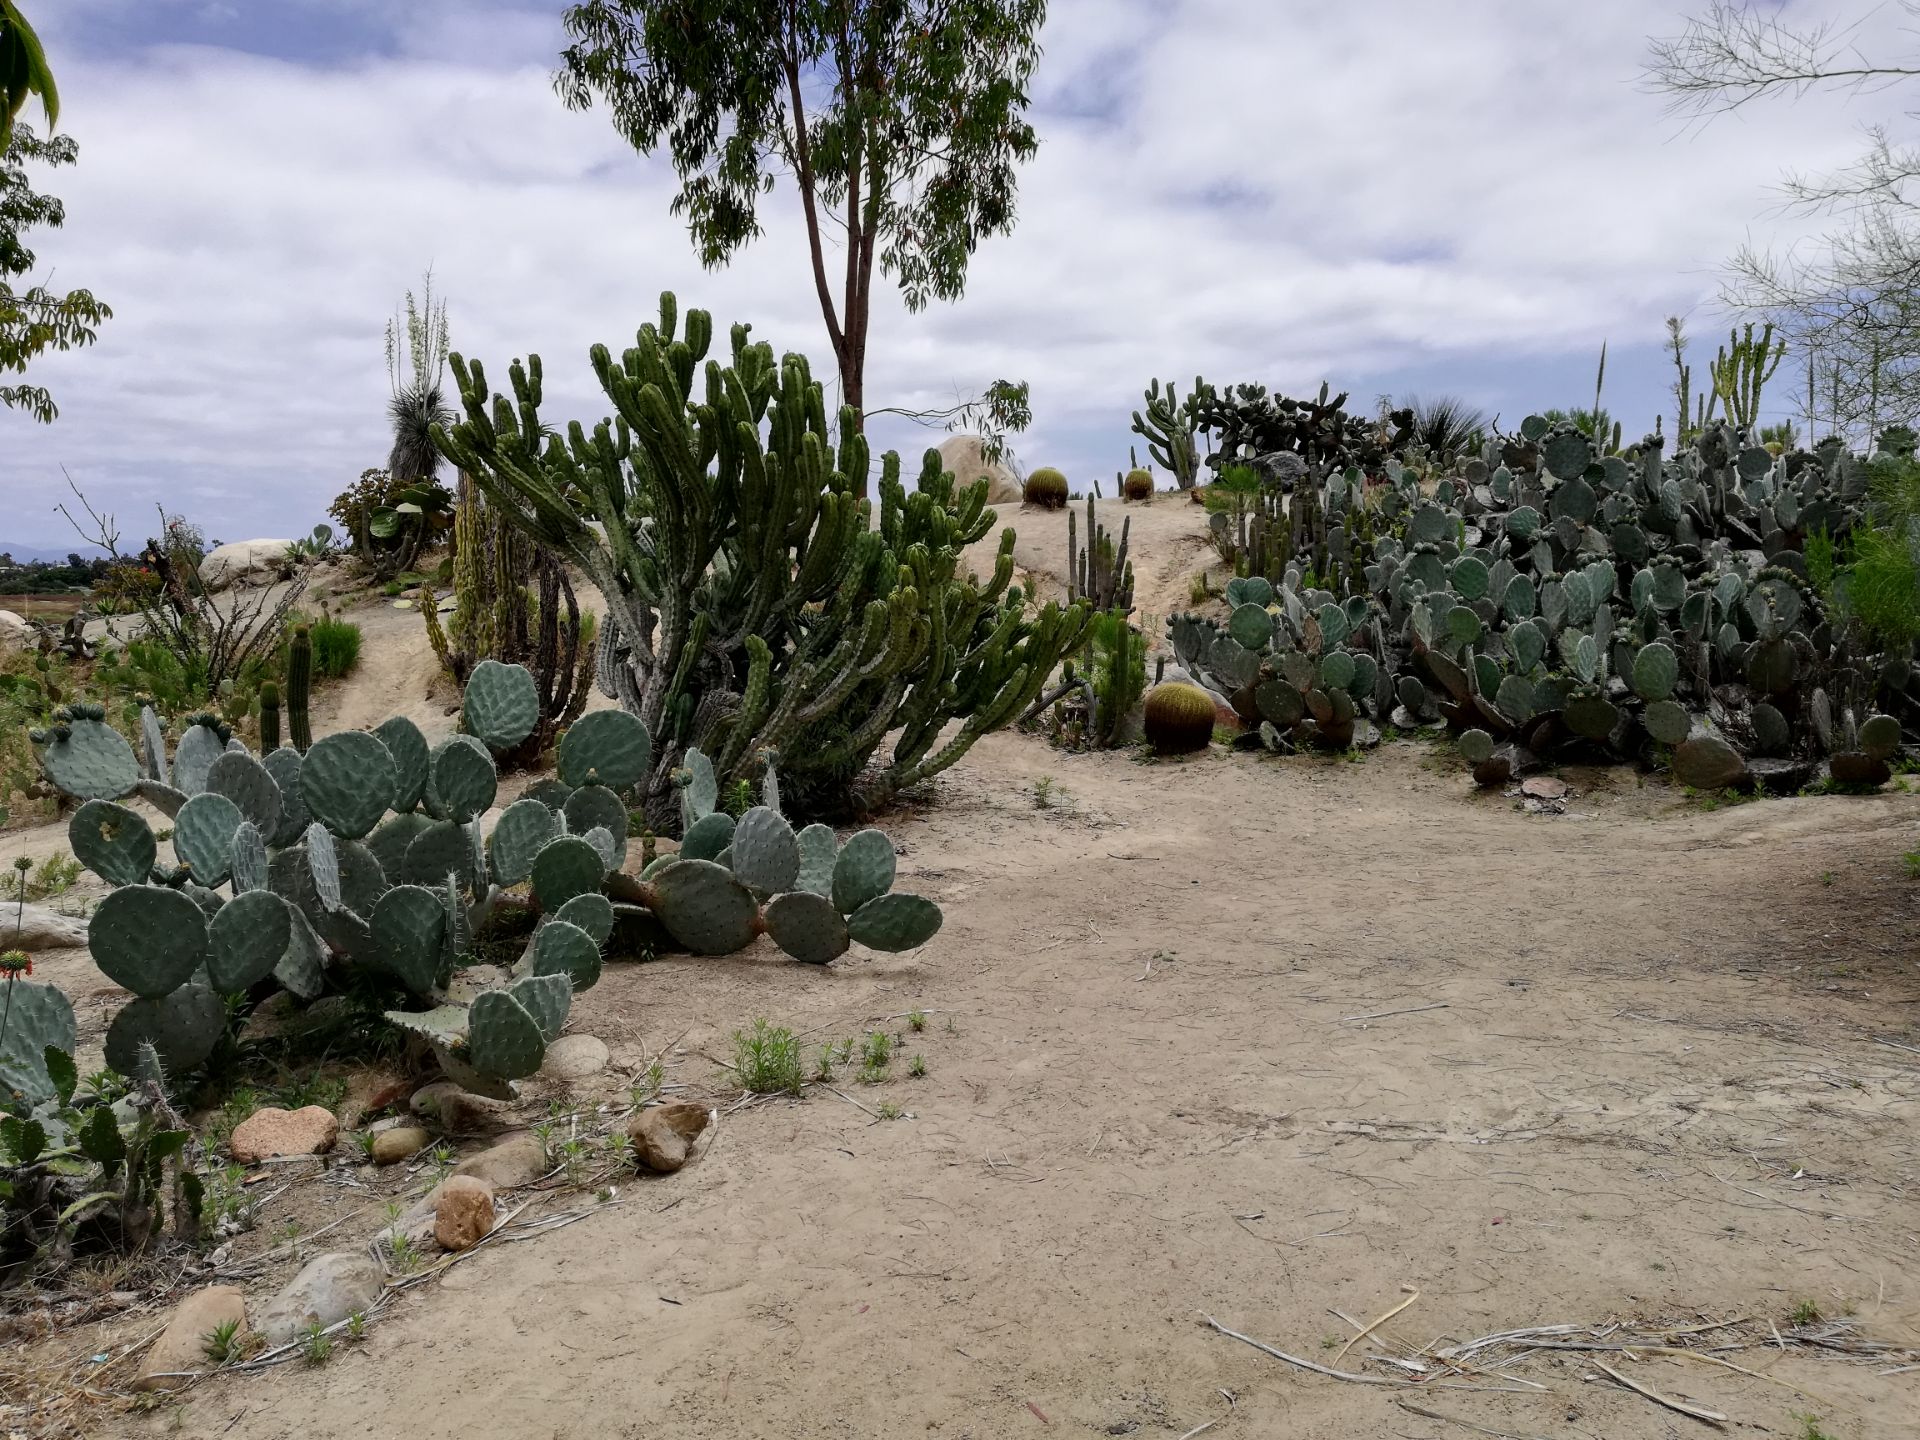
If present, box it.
[286,626,312,754]
[258,681,280,752]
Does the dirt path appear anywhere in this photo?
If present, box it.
[80,734,1918,1440]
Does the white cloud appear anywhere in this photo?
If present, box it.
[1,0,1897,543]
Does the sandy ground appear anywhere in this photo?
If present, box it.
[4,502,1919,1439]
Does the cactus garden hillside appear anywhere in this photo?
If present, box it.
[5,4,1920,1439]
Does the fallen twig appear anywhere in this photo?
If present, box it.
[1334,1286,1420,1363]
[1591,1359,1725,1426]
[1201,1316,1536,1392]
[1393,1401,1555,1440]
[1341,1003,1448,1022]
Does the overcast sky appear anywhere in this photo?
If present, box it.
[1,0,1896,549]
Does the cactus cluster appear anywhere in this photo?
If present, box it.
[1171,415,1914,786]
[30,663,945,1094]
[434,292,1090,826]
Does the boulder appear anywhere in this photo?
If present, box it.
[450,1132,549,1189]
[0,608,28,636]
[197,540,293,593]
[257,1253,383,1346]
[228,1105,338,1164]
[370,1125,432,1166]
[937,434,1023,505]
[539,1033,609,1080]
[137,1285,247,1390]
[409,1079,507,1135]
[433,1176,495,1252]
[626,1101,713,1174]
[4,903,88,951]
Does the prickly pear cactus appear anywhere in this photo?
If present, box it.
[28,683,944,1092]
[1170,414,1912,790]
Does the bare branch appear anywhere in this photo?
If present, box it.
[1645,0,1920,117]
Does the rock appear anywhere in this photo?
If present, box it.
[370,1125,431,1166]
[137,1286,247,1391]
[1671,735,1750,791]
[336,1069,409,1129]
[409,1079,506,1135]
[0,608,28,636]
[257,1253,383,1346]
[539,1034,609,1080]
[937,434,1023,505]
[228,1105,337,1164]
[626,1101,713,1174]
[433,1176,495,1251]
[1520,776,1568,801]
[450,1132,549,1189]
[3,903,88,950]
[197,540,293,592]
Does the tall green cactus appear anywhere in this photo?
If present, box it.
[1131,377,1203,490]
[433,292,1091,827]
[286,626,312,754]
[1710,322,1784,433]
[258,681,280,752]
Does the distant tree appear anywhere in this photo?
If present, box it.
[555,0,1047,485]
[1,123,109,422]
[1646,1,1920,442]
[0,2,57,152]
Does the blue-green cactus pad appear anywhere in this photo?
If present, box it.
[174,791,243,886]
[764,890,850,965]
[371,884,447,994]
[531,835,605,909]
[831,829,897,915]
[68,800,155,887]
[488,798,556,887]
[847,893,944,952]
[731,806,799,894]
[205,750,282,837]
[374,717,431,813]
[553,892,614,947]
[647,858,758,955]
[463,660,541,753]
[531,918,601,993]
[557,709,652,791]
[105,981,225,1078]
[301,730,397,840]
[206,889,292,993]
[794,823,837,897]
[433,735,498,825]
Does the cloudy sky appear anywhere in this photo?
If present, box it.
[1,0,1898,549]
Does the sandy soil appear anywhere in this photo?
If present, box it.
[4,504,1919,1440]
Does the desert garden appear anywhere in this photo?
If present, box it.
[4,3,1920,1438]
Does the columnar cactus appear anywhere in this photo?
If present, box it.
[286,626,313,754]
[30,665,945,1093]
[433,292,1090,826]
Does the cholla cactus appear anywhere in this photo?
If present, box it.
[30,664,944,1094]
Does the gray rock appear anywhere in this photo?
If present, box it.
[4,903,87,949]
[539,1033,609,1080]
[257,1252,383,1346]
[450,1131,549,1189]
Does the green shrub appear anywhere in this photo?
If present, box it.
[308,617,362,679]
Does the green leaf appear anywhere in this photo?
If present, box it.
[368,507,402,539]
[146,1129,191,1165]
[77,1103,125,1169]
[1,1115,47,1166]
[43,1045,77,1106]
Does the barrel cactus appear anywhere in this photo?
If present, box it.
[1122,468,1153,501]
[29,665,944,1094]
[1024,467,1069,510]
[1142,682,1217,755]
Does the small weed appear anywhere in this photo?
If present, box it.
[203,1318,246,1365]
[629,1059,665,1107]
[1649,1261,1666,1272]
[276,1218,303,1245]
[308,616,363,679]
[858,1063,887,1085]
[861,1031,893,1071]
[11,852,82,902]
[875,1101,903,1120]
[387,1233,422,1274]
[732,1019,805,1095]
[813,1044,837,1083]
[269,1071,348,1113]
[1031,775,1057,809]
[1320,1334,1340,1350]
[556,1136,594,1187]
[907,1009,927,1033]
[943,1016,958,1036]
[1578,1211,1595,1221]
[1820,870,1836,886]
[1209,724,1236,747]
[907,1054,927,1079]
[1788,1299,1823,1327]
[1794,1415,1838,1440]
[205,1088,261,1153]
[344,1311,367,1343]
[426,1143,456,1182]
[299,1321,332,1366]
[351,1130,376,1161]
[1903,850,1920,879]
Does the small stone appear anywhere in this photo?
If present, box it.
[540,1034,609,1080]
[257,1253,383,1346]
[228,1105,337,1164]
[335,1069,409,1129]
[1520,776,1568,801]
[433,1175,495,1251]
[137,1286,247,1391]
[370,1126,431,1166]
[451,1132,549,1189]
[626,1101,712,1174]
[409,1080,506,1135]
